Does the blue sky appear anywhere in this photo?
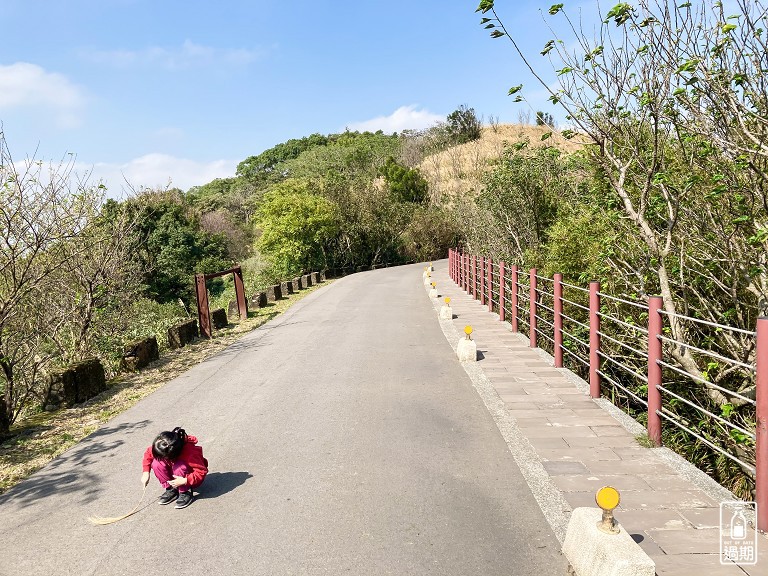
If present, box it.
[0,1,578,195]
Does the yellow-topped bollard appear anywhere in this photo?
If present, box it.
[440,296,452,320]
[457,325,477,362]
[595,486,621,535]
[429,281,438,299]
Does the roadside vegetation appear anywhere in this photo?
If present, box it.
[463,0,767,499]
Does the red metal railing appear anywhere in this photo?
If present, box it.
[448,248,766,532]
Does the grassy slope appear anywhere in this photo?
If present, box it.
[418,124,587,200]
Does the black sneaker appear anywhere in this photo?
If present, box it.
[158,488,178,505]
[175,491,194,509]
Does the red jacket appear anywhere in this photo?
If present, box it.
[142,435,209,488]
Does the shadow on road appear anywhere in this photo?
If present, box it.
[199,471,252,499]
[0,420,151,508]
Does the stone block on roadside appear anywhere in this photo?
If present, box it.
[320,270,327,282]
[301,274,312,289]
[167,319,198,349]
[281,281,292,295]
[211,308,228,329]
[46,357,106,409]
[562,507,654,576]
[228,299,248,320]
[266,284,282,301]
[250,292,267,309]
[290,278,301,292]
[121,336,159,371]
[311,272,320,284]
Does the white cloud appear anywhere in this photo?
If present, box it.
[79,154,238,196]
[0,62,85,127]
[346,105,444,133]
[87,40,265,69]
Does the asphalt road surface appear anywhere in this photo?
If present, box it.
[0,262,566,575]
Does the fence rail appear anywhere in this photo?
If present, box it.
[448,248,767,532]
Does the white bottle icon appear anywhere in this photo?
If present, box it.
[730,509,747,540]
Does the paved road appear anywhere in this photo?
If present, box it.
[0,263,566,576]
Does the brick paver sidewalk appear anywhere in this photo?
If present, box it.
[427,260,766,576]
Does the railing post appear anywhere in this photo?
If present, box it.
[589,281,601,398]
[487,257,493,312]
[530,268,537,348]
[463,253,468,292]
[647,296,663,446]
[465,253,469,293]
[755,317,767,531]
[480,256,486,305]
[499,262,506,323]
[511,265,519,333]
[472,255,477,299]
[554,273,563,368]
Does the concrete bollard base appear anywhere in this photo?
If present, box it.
[457,337,477,362]
[562,508,654,576]
[429,288,438,298]
[439,305,452,320]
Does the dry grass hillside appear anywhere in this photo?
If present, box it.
[418,124,588,200]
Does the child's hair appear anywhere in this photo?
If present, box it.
[151,427,187,461]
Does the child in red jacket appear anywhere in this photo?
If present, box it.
[141,427,208,509]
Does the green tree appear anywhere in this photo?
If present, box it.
[254,180,339,278]
[446,104,482,144]
[123,194,232,303]
[379,156,428,204]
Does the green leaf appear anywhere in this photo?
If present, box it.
[557,66,573,75]
[480,17,492,24]
[677,58,700,73]
[541,131,552,140]
[476,0,495,14]
[490,30,506,38]
[549,3,564,15]
[508,84,523,95]
[722,23,737,33]
[485,23,496,28]
[561,129,575,139]
[605,3,633,26]
[541,40,555,55]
